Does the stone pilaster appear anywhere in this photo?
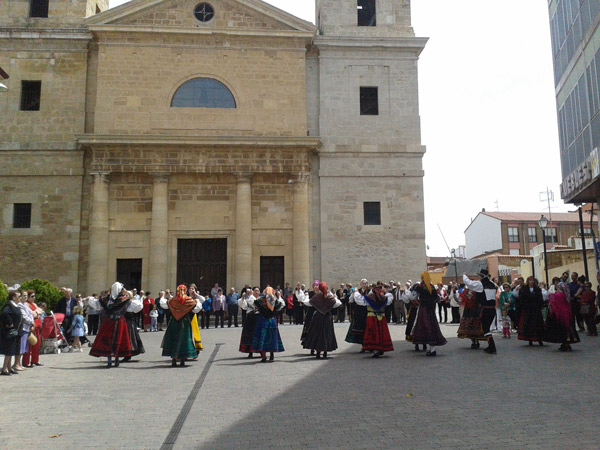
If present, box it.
[148,174,169,295]
[293,173,310,284]
[235,173,253,288]
[87,172,110,293]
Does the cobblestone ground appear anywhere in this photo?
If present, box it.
[1,320,598,449]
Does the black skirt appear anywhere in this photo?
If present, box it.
[239,311,259,353]
[300,307,315,344]
[303,311,338,352]
[0,334,20,356]
[125,314,145,356]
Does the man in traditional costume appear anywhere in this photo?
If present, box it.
[251,287,285,363]
[355,284,394,358]
[410,272,447,356]
[462,270,499,354]
[161,285,202,367]
[345,279,369,351]
[89,282,133,368]
[303,282,341,359]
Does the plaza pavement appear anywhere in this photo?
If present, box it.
[1,320,598,449]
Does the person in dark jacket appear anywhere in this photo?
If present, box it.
[1,291,24,375]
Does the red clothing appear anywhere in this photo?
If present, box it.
[362,312,394,353]
[24,301,42,365]
[142,297,155,326]
[90,316,132,358]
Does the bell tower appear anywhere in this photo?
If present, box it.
[0,0,108,25]
[309,0,428,283]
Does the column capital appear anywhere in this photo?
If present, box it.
[150,173,170,184]
[234,172,253,183]
[91,171,110,184]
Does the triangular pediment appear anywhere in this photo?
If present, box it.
[87,0,315,34]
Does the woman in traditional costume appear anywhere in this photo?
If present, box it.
[90,282,133,368]
[251,287,285,363]
[514,276,545,346]
[162,285,202,367]
[355,284,394,358]
[404,284,423,351]
[303,282,340,359]
[544,282,580,351]
[238,288,259,358]
[456,286,485,348]
[122,291,145,362]
[300,281,319,351]
[345,279,369,351]
[411,272,447,356]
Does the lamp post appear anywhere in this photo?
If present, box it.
[451,248,458,284]
[539,215,549,284]
[0,66,9,92]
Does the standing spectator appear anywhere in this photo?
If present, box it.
[579,281,597,336]
[436,283,448,323]
[568,272,585,331]
[142,292,155,332]
[150,305,158,332]
[212,288,226,328]
[293,282,305,325]
[68,306,85,352]
[16,291,34,370]
[164,289,174,326]
[285,290,294,324]
[23,291,43,367]
[211,284,220,302]
[56,288,77,343]
[156,291,167,331]
[336,284,348,323]
[226,287,240,327]
[86,293,101,336]
[201,294,212,329]
[1,291,23,376]
[448,283,461,324]
[395,282,410,325]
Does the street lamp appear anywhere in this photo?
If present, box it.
[539,214,549,284]
[0,66,9,92]
[450,248,458,284]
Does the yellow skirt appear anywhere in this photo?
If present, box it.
[191,314,204,351]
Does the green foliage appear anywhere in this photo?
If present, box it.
[0,280,7,312]
[20,279,62,311]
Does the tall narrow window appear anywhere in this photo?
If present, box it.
[30,0,49,18]
[507,227,519,243]
[527,227,537,243]
[360,87,378,115]
[546,227,558,243]
[357,0,376,26]
[13,203,32,229]
[20,81,41,111]
[363,202,381,226]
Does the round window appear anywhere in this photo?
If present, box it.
[194,3,215,22]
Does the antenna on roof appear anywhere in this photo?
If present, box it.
[494,200,499,212]
[539,187,554,228]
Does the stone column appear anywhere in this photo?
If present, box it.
[293,173,310,284]
[149,174,169,296]
[235,173,253,288]
[87,172,110,293]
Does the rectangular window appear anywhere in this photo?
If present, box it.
[583,227,593,235]
[13,203,32,229]
[509,249,520,256]
[546,227,558,243]
[357,0,376,26]
[507,227,519,243]
[527,227,537,243]
[360,87,378,115]
[363,202,381,226]
[30,0,49,18]
[20,81,41,111]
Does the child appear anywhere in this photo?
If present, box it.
[501,302,511,339]
[69,306,85,352]
[150,304,158,332]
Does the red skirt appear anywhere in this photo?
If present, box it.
[90,316,133,358]
[362,315,394,352]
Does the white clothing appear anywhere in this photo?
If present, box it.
[127,297,143,313]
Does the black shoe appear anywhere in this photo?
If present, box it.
[323,352,328,359]
[114,358,119,367]
[310,349,315,356]
[106,363,112,369]
[539,341,544,346]
[484,347,497,354]
[426,351,436,357]
[371,352,380,358]
[180,360,186,367]
[529,341,533,346]
[316,354,321,359]
[122,357,131,363]
[269,353,274,361]
[470,342,480,349]
[414,345,420,352]
[260,358,267,363]
[360,349,366,353]
[247,353,253,359]
[172,360,177,367]
[0,371,11,376]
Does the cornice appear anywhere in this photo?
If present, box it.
[77,134,321,149]
[0,27,92,40]
[314,35,428,55]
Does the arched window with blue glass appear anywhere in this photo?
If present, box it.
[171,78,237,108]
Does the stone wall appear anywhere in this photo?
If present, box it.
[0,0,104,26]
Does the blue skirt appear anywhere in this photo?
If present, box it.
[251,316,284,352]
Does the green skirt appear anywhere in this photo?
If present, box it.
[161,315,198,359]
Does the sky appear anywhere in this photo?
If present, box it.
[109,0,567,257]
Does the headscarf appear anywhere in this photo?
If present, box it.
[176,284,188,305]
[264,294,276,311]
[111,282,124,301]
[421,271,433,294]
[319,282,328,296]
[557,281,570,302]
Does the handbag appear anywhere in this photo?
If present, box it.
[27,331,38,346]
[6,328,18,339]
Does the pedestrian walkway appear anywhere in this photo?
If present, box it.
[2,323,598,449]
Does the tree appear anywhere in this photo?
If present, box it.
[20,279,62,311]
[0,280,7,312]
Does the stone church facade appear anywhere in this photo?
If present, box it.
[0,0,427,295]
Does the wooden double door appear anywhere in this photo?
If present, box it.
[177,239,227,296]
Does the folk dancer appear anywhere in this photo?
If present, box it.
[303,282,341,359]
[410,272,447,356]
